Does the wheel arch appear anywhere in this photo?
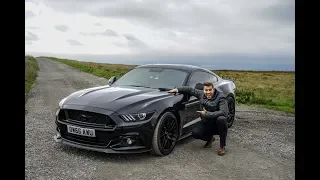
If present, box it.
[153,107,181,136]
[226,92,235,101]
[150,106,180,156]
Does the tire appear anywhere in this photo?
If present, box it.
[150,112,179,156]
[226,96,236,128]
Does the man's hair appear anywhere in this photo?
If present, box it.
[203,82,214,88]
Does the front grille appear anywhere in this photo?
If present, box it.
[58,109,115,126]
[58,124,121,147]
[63,133,111,146]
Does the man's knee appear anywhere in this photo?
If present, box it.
[192,128,202,139]
[217,116,227,126]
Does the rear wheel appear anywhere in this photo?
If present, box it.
[151,112,179,156]
[226,96,235,128]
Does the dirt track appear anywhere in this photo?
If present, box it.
[25,58,295,180]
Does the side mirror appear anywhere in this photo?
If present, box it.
[108,76,117,85]
[195,83,203,90]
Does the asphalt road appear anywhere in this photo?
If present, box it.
[25,58,295,180]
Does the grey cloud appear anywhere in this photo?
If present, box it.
[256,2,295,25]
[25,10,35,19]
[123,34,147,47]
[39,0,294,29]
[25,0,39,5]
[101,29,118,36]
[67,39,83,46]
[31,0,294,56]
[37,0,295,42]
[112,42,125,47]
[55,25,68,32]
[90,1,230,30]
[25,31,39,45]
[38,0,227,29]
[113,34,147,48]
[168,32,178,38]
[80,29,119,37]
[25,32,39,41]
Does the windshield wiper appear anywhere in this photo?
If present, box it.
[126,85,152,88]
[124,85,170,91]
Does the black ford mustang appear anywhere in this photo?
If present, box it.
[54,64,236,156]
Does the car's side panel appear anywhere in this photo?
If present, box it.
[214,80,236,97]
[179,95,201,135]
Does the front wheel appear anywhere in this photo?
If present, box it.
[227,96,236,128]
[150,112,179,156]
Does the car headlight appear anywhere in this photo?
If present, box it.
[59,97,67,109]
[119,112,155,122]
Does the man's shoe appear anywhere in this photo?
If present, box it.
[204,137,215,148]
[218,147,226,156]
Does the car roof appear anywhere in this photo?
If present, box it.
[136,64,212,73]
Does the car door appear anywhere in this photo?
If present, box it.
[180,70,212,134]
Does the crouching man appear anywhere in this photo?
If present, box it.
[168,82,229,156]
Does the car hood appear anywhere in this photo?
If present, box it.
[62,85,173,113]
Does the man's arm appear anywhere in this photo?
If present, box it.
[176,86,204,99]
[203,97,229,119]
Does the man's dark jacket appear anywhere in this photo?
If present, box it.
[177,86,229,120]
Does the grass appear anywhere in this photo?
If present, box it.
[25,55,39,103]
[42,56,136,80]
[214,70,294,113]
[41,56,295,113]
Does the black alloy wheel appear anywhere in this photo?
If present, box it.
[151,112,179,156]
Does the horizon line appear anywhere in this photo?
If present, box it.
[35,55,295,73]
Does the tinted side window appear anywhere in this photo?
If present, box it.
[187,71,211,88]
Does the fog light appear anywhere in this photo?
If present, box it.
[54,133,61,142]
[127,138,133,145]
[55,133,61,139]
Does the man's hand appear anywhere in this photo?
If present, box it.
[197,108,207,116]
[168,88,178,94]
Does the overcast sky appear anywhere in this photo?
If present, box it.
[25,0,295,71]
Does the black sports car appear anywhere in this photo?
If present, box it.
[54,64,236,156]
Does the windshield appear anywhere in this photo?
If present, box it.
[113,67,188,90]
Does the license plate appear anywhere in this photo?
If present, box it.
[67,125,96,137]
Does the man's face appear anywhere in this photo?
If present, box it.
[203,85,214,99]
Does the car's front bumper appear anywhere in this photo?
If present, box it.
[54,109,156,154]
[54,132,150,153]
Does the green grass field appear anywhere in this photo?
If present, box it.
[25,55,39,102]
[41,56,295,113]
[214,70,294,113]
